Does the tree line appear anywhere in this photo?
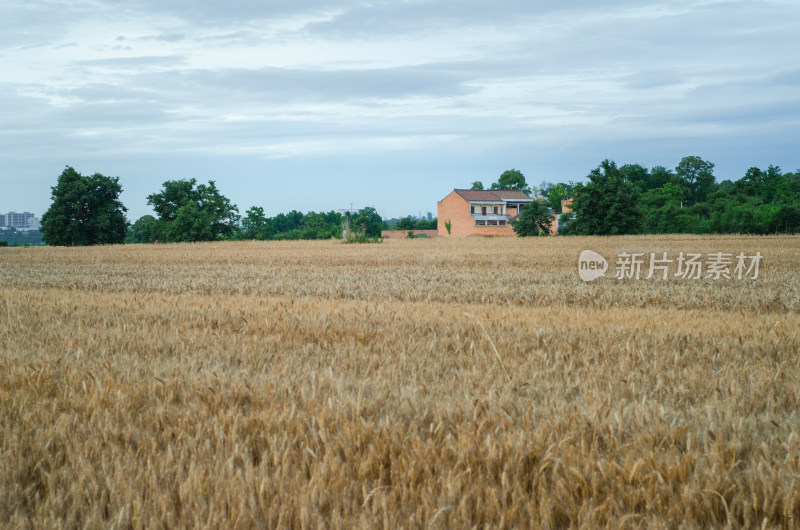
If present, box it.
[560,156,800,236]
[37,158,800,246]
[470,159,800,237]
[39,167,394,246]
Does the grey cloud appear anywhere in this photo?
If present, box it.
[769,68,800,87]
[0,1,112,47]
[74,56,187,69]
[623,70,685,90]
[683,100,800,128]
[119,0,646,34]
[124,0,353,24]
[50,101,171,127]
[154,33,187,42]
[138,64,477,103]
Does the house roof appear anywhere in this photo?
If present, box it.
[452,189,532,202]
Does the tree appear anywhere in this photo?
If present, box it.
[675,156,716,205]
[41,166,128,246]
[739,167,765,196]
[648,165,675,191]
[491,169,532,194]
[547,183,569,213]
[301,211,342,239]
[349,207,384,238]
[538,181,554,198]
[762,165,784,204]
[566,160,641,235]
[147,179,239,242]
[272,210,304,234]
[239,206,273,240]
[414,218,437,230]
[395,216,416,230]
[512,201,554,236]
[470,181,484,190]
[126,215,158,243]
[639,183,694,233]
[772,201,800,233]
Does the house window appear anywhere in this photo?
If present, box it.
[470,205,475,214]
[475,220,486,226]
[488,220,498,225]
[499,220,506,225]
[493,206,498,214]
[482,206,486,215]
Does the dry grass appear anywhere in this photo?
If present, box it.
[1,235,799,528]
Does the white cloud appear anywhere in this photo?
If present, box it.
[0,0,798,218]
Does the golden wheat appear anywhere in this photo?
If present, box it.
[1,235,799,528]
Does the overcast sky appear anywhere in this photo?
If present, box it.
[2,0,799,220]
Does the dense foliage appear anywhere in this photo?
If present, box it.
[512,201,555,236]
[491,169,531,194]
[0,228,44,246]
[561,157,800,235]
[125,215,159,244]
[562,160,642,236]
[44,157,800,247]
[393,217,437,231]
[40,166,128,246]
[236,207,345,240]
[146,179,240,242]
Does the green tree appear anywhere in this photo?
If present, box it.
[639,183,704,233]
[538,181,554,198]
[470,181,484,190]
[395,216,416,230]
[41,166,128,246]
[239,206,273,240]
[739,167,765,196]
[762,165,784,204]
[350,207,385,238]
[675,156,716,205]
[512,201,554,236]
[126,215,158,243]
[648,165,675,191]
[271,211,304,234]
[772,201,800,233]
[414,218,437,230]
[620,164,650,192]
[567,160,641,235]
[491,169,532,194]
[301,211,342,239]
[547,183,569,214]
[147,179,239,242]
[0,228,44,246]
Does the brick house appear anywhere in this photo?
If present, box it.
[437,189,537,237]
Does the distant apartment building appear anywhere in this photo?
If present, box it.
[0,212,41,231]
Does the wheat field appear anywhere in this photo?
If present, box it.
[1,235,799,528]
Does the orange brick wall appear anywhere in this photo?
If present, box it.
[437,192,516,237]
[380,229,439,239]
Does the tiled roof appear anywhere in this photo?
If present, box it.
[452,189,532,202]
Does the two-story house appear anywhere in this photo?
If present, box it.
[437,189,536,237]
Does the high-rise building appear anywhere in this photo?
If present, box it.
[1,212,40,231]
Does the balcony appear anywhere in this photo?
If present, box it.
[473,214,508,222]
